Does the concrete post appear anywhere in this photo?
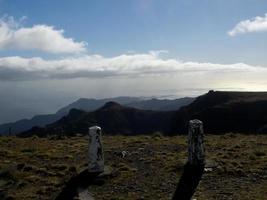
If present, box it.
[88,126,104,173]
[172,119,205,200]
[188,119,205,165]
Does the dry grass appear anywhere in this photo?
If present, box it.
[0,134,267,200]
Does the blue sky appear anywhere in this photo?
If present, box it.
[1,0,266,64]
[0,0,267,123]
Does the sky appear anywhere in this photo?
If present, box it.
[0,0,267,123]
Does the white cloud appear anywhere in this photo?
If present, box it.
[228,13,267,36]
[0,51,265,81]
[0,16,87,53]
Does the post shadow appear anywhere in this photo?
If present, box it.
[55,170,103,200]
[172,162,205,200]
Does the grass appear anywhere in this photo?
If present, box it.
[0,134,267,199]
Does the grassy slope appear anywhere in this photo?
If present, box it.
[0,134,267,200]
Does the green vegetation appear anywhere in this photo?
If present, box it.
[0,134,267,199]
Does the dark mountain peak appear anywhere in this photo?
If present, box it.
[68,108,85,115]
[100,101,123,110]
[201,90,267,104]
[46,108,86,128]
[175,91,267,134]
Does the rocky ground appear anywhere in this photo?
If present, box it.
[0,133,267,200]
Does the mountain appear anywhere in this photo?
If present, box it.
[21,102,177,137]
[0,113,63,136]
[20,91,267,137]
[125,97,195,111]
[0,96,194,135]
[174,90,267,134]
[55,97,142,116]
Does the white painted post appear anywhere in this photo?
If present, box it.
[88,126,104,173]
[188,119,205,165]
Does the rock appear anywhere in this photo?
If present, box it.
[121,151,130,158]
[139,157,145,161]
[204,167,213,172]
[98,166,112,177]
[138,148,145,151]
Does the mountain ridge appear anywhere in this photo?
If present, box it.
[0,96,194,135]
[21,102,177,137]
[21,91,267,137]
[174,90,267,134]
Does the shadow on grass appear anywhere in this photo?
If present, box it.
[55,169,104,200]
[172,162,204,200]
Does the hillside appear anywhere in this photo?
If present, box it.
[0,113,63,136]
[125,97,195,111]
[21,102,177,137]
[174,91,267,134]
[0,97,194,135]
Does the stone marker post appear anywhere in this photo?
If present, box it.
[88,126,104,173]
[172,119,205,200]
[188,119,205,165]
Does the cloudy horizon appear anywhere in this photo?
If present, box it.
[0,0,266,124]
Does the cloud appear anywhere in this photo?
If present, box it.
[228,13,267,36]
[0,51,265,81]
[0,16,87,54]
